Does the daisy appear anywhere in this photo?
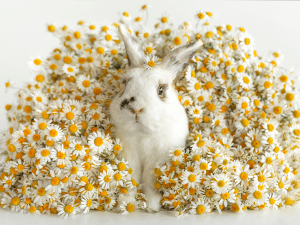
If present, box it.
[64,162,84,181]
[233,165,254,188]
[36,147,52,164]
[262,117,279,135]
[214,189,236,207]
[181,170,201,189]
[45,168,64,193]
[189,198,211,215]
[51,145,70,166]
[289,123,300,139]
[234,117,253,132]
[103,195,116,210]
[119,201,136,214]
[169,147,185,163]
[87,131,111,154]
[274,177,290,194]
[79,181,97,196]
[62,64,79,77]
[65,122,83,136]
[236,96,251,114]
[57,199,79,219]
[98,166,114,189]
[143,55,160,70]
[267,98,287,119]
[265,193,281,209]
[45,124,64,142]
[260,152,276,171]
[187,78,202,95]
[28,55,45,71]
[245,129,263,154]
[32,181,51,205]
[82,50,100,70]
[247,187,268,206]
[77,74,95,93]
[206,57,220,72]
[98,29,118,47]
[211,173,232,194]
[1,191,23,212]
[237,73,253,90]
[80,196,97,213]
[238,31,254,51]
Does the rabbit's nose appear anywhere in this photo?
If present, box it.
[128,107,144,114]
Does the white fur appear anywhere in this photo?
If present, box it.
[109,25,202,211]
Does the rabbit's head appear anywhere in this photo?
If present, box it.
[110,25,202,137]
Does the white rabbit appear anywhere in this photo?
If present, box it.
[109,25,203,212]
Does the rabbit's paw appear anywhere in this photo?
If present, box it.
[145,191,161,212]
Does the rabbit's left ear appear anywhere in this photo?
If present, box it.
[118,24,145,68]
[160,40,203,79]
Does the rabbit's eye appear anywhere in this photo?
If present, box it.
[158,84,168,100]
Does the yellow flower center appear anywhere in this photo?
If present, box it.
[38,188,46,196]
[205,31,213,38]
[161,17,168,23]
[70,166,79,174]
[241,119,249,127]
[64,56,72,64]
[196,205,205,214]
[251,139,260,148]
[51,177,60,186]
[293,129,300,136]
[237,65,244,73]
[206,81,214,89]
[217,180,225,187]
[188,174,196,182]
[117,162,126,171]
[126,203,135,212]
[240,172,248,180]
[244,38,250,45]
[273,106,282,115]
[49,129,58,137]
[11,197,20,206]
[105,34,112,41]
[36,74,45,82]
[221,192,229,200]
[64,205,74,214]
[69,125,78,133]
[253,191,262,199]
[104,175,111,183]
[200,162,208,170]
[280,75,288,82]
[34,59,42,65]
[114,173,122,181]
[85,183,93,191]
[207,103,216,111]
[74,31,81,39]
[258,175,265,182]
[82,80,91,87]
[266,157,272,164]
[41,149,49,157]
[286,93,294,101]
[94,137,103,146]
[269,198,275,205]
[194,83,201,90]
[148,61,155,67]
[174,37,181,45]
[241,102,248,109]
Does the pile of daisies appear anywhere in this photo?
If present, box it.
[1,5,300,218]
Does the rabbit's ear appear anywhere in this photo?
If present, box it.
[160,40,203,79]
[118,24,144,68]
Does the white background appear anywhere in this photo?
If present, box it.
[0,0,300,224]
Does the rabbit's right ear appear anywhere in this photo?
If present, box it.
[160,40,203,80]
[118,24,144,68]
